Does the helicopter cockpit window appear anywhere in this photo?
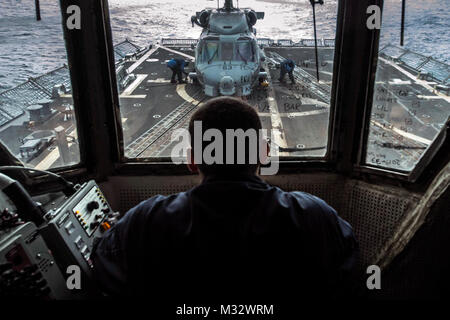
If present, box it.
[236,41,255,63]
[364,0,450,172]
[221,42,234,61]
[203,42,220,63]
[0,0,80,170]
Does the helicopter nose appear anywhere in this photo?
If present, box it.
[219,76,235,96]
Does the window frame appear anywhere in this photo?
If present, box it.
[0,3,86,175]
[49,0,448,193]
[113,0,346,168]
[54,0,122,181]
[354,0,450,184]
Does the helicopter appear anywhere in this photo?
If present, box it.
[189,0,267,97]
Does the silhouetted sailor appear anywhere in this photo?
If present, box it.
[92,97,358,300]
[279,58,296,84]
[167,58,189,84]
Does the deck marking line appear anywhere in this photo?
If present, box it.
[119,95,147,99]
[258,109,328,117]
[157,45,196,61]
[127,47,158,74]
[36,130,78,170]
[262,61,288,156]
[148,79,171,83]
[121,74,148,97]
[176,84,203,106]
[417,95,447,100]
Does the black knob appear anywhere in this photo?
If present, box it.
[87,201,100,211]
[90,221,100,229]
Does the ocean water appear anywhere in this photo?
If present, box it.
[0,0,448,91]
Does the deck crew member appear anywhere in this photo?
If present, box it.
[92,97,358,300]
[167,58,189,84]
[279,58,296,84]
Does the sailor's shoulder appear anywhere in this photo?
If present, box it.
[285,190,336,216]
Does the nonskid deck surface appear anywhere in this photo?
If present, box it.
[0,41,449,170]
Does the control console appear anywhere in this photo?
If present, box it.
[0,179,119,298]
[41,180,118,281]
[0,222,70,298]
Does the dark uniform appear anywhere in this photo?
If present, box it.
[167,58,189,83]
[92,174,358,300]
[279,59,296,84]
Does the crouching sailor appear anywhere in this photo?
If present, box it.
[167,58,190,84]
[279,58,296,84]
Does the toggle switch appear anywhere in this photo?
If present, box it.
[100,221,111,232]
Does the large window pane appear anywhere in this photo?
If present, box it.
[0,0,80,169]
[365,0,450,171]
[109,0,338,159]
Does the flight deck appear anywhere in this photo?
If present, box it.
[114,40,450,169]
[0,39,449,171]
[120,44,334,159]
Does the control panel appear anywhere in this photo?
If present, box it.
[0,222,70,298]
[40,181,118,282]
[72,185,112,237]
[0,179,118,298]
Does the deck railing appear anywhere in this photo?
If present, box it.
[0,40,147,127]
[380,44,450,85]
